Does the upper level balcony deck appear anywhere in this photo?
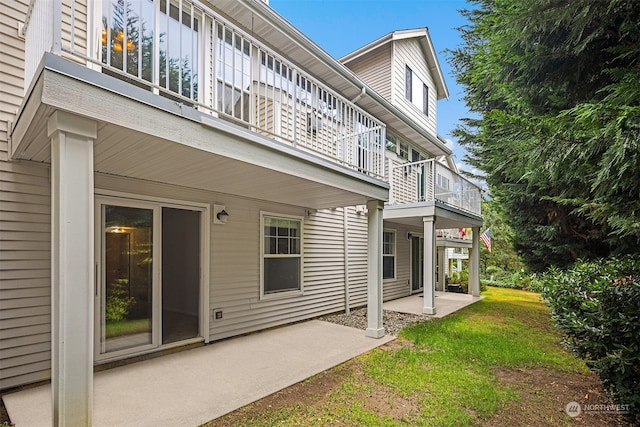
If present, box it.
[21,0,385,180]
[387,157,482,220]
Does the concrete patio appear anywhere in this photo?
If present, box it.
[3,292,481,426]
[384,290,484,318]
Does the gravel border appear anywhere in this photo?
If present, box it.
[319,307,428,336]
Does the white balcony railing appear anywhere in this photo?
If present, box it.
[437,228,472,241]
[388,158,482,216]
[23,0,385,179]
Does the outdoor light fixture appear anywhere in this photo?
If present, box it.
[214,204,229,224]
[216,209,229,224]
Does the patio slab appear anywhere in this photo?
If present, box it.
[3,320,394,427]
[383,291,484,318]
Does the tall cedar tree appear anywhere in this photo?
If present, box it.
[450,0,640,272]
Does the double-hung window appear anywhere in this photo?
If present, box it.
[383,230,396,279]
[262,214,303,296]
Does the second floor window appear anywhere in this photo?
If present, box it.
[405,65,430,117]
[437,174,451,191]
[385,131,411,160]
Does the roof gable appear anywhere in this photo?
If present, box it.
[341,28,449,100]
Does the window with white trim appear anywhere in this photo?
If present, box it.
[262,214,303,295]
[405,65,413,102]
[437,173,451,191]
[422,84,429,115]
[383,230,396,279]
[386,131,411,160]
[405,65,430,117]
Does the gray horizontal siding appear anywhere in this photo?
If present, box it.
[0,0,54,388]
[345,207,368,309]
[393,40,437,136]
[209,203,349,341]
[0,131,52,391]
[343,44,392,101]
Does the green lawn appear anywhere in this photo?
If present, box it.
[361,287,588,425]
[105,318,150,338]
[206,287,591,426]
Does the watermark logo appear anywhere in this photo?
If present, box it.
[565,401,630,417]
[565,401,582,417]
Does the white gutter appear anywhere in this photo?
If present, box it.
[351,86,366,104]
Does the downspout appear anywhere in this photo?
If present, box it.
[343,207,350,314]
[350,86,366,104]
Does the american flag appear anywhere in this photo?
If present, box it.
[480,228,491,252]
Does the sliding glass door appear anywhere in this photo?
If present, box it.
[96,197,202,360]
[162,207,200,344]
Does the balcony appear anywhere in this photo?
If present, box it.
[388,158,482,216]
[22,0,385,179]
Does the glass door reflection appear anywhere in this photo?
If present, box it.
[102,205,154,354]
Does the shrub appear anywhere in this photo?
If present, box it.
[106,279,136,322]
[485,265,504,276]
[541,256,640,422]
[449,271,460,284]
[526,274,544,293]
[459,270,469,285]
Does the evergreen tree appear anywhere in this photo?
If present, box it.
[450,0,640,271]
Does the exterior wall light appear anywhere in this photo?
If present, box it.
[216,210,229,223]
[213,204,229,224]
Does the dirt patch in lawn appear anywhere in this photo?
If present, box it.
[488,367,632,426]
[205,358,634,427]
[205,362,353,427]
[205,356,421,427]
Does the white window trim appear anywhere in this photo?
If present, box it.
[383,228,396,280]
[260,211,304,300]
[404,63,430,118]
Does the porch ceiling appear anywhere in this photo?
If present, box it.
[383,202,483,230]
[10,55,388,210]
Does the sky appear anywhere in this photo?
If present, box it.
[269,0,474,170]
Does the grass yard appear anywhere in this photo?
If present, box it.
[105,318,150,338]
[207,287,629,426]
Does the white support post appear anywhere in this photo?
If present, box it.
[422,217,436,314]
[365,200,385,338]
[49,111,97,427]
[469,227,481,297]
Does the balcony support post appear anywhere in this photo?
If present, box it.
[469,227,481,297]
[49,111,97,427]
[365,200,385,338]
[422,216,436,314]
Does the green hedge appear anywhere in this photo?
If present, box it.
[481,272,544,293]
[541,256,640,422]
